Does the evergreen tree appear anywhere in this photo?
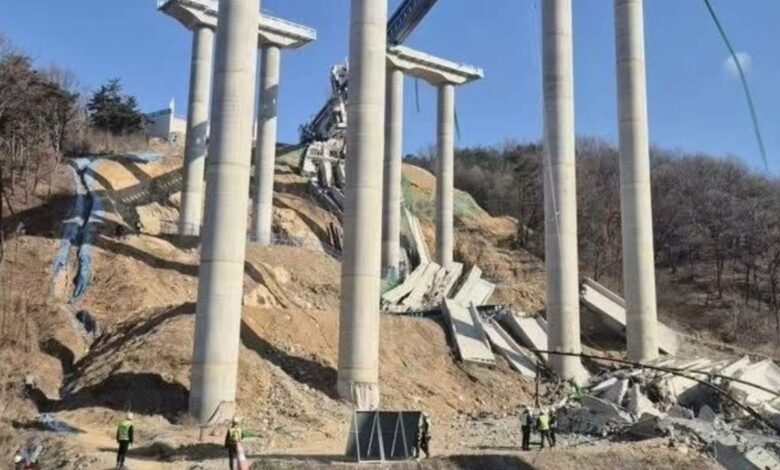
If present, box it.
[86,78,145,135]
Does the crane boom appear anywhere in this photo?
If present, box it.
[387,0,439,45]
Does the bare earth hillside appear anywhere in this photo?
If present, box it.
[0,153,720,469]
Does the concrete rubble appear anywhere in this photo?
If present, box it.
[552,354,780,470]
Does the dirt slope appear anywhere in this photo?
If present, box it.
[0,154,722,468]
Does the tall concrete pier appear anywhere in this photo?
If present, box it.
[189,0,260,423]
[337,0,387,410]
[542,0,584,382]
[614,0,658,362]
[252,44,281,245]
[179,26,214,235]
[435,83,455,269]
[381,67,404,274]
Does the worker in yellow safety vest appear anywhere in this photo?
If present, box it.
[225,417,243,470]
[115,412,134,469]
[537,408,554,450]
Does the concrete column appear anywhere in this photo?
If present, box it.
[615,0,658,362]
[542,0,583,382]
[337,0,387,410]
[252,44,281,245]
[179,25,215,236]
[381,67,404,275]
[435,83,455,270]
[190,0,260,424]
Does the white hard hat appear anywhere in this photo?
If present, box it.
[232,416,240,424]
[14,455,22,463]
[126,412,134,420]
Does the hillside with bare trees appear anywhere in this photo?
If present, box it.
[408,139,780,355]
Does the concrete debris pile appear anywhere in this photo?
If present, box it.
[555,356,780,470]
[382,262,461,312]
[380,262,496,314]
[436,304,552,379]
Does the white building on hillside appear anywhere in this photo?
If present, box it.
[146,98,187,142]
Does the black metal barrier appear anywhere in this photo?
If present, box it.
[345,411,421,462]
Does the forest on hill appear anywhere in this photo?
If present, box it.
[408,138,780,347]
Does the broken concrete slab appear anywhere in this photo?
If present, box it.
[659,416,780,470]
[442,299,495,365]
[599,378,629,406]
[428,262,462,302]
[651,358,715,407]
[713,441,780,470]
[627,384,663,418]
[697,405,717,422]
[401,207,430,265]
[591,377,619,394]
[482,318,536,377]
[762,403,780,430]
[451,266,495,308]
[498,311,548,362]
[717,355,752,379]
[742,447,780,470]
[580,395,633,423]
[559,396,633,437]
[626,414,664,440]
[401,263,443,309]
[730,359,780,407]
[382,261,431,305]
[580,278,680,355]
[667,405,694,420]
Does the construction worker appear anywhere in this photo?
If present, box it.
[537,408,553,450]
[520,406,534,451]
[225,417,243,470]
[549,409,558,447]
[416,412,432,459]
[115,412,134,469]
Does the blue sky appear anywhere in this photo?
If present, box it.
[1,1,778,172]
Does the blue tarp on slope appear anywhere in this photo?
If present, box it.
[52,152,163,299]
[51,162,88,278]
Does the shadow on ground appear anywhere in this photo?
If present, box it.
[99,442,226,463]
[246,454,534,469]
[240,319,338,399]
